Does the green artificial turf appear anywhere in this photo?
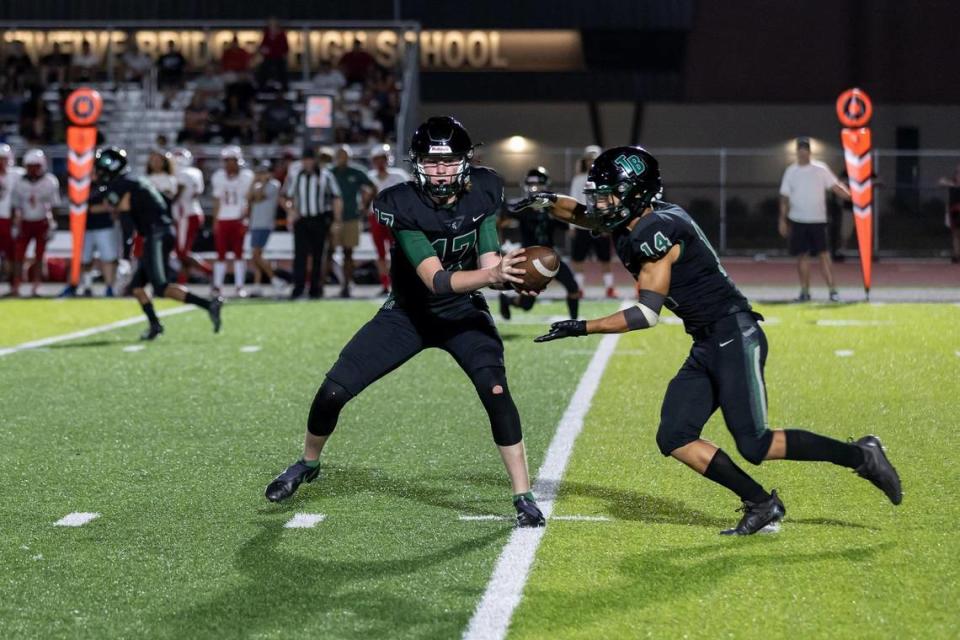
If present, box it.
[0,298,616,639]
[1,300,956,639]
[510,303,960,639]
[0,298,178,347]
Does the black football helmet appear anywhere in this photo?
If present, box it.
[408,116,475,198]
[523,166,551,196]
[583,146,662,231]
[94,146,129,182]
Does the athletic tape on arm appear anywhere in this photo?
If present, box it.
[624,290,664,329]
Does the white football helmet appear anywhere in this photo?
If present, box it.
[370,143,393,164]
[0,143,13,166]
[24,148,47,169]
[220,145,243,163]
[170,147,194,167]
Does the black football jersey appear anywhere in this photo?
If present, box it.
[373,166,504,320]
[105,174,173,236]
[613,201,751,334]
[503,198,565,248]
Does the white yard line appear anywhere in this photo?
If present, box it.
[53,512,100,527]
[0,306,196,357]
[835,349,855,357]
[462,330,622,640]
[240,345,262,353]
[458,514,612,523]
[283,513,326,529]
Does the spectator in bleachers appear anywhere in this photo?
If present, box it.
[155,133,170,149]
[195,62,226,111]
[256,18,289,90]
[4,41,37,92]
[218,93,255,144]
[258,92,297,144]
[177,92,211,143]
[338,40,376,86]
[221,36,252,75]
[367,67,399,140]
[40,42,71,85]
[157,40,187,90]
[311,59,346,94]
[119,38,153,83]
[19,90,53,145]
[327,145,375,298]
[71,40,100,83]
[146,149,178,204]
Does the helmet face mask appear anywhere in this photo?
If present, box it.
[409,116,475,199]
[583,146,662,231]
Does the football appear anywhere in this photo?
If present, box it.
[515,245,561,292]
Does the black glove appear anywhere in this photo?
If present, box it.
[534,319,587,343]
[508,192,557,213]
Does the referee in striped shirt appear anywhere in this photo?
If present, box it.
[286,147,343,299]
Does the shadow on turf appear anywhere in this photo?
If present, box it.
[156,519,508,639]
[522,539,894,637]
[47,338,124,349]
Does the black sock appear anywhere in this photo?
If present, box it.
[567,295,579,319]
[784,429,863,468]
[703,449,769,503]
[142,302,159,324]
[184,292,211,310]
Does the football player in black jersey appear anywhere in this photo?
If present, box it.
[94,147,223,340]
[513,146,901,535]
[265,117,546,527]
[499,167,582,320]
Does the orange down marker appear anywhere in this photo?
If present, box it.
[64,88,103,287]
[836,88,874,298]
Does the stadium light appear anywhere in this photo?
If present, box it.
[506,135,530,153]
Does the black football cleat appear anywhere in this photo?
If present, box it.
[264,459,320,502]
[499,293,512,321]
[208,295,224,333]
[720,490,786,536]
[140,322,164,341]
[854,435,902,505]
[514,495,546,528]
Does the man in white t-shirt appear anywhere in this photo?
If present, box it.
[0,144,25,294]
[779,137,850,302]
[569,145,616,298]
[12,149,60,296]
[211,146,255,296]
[366,144,409,294]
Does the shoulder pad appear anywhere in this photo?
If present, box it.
[372,182,417,229]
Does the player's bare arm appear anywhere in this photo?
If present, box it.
[535,243,678,342]
[509,191,598,231]
[414,247,528,294]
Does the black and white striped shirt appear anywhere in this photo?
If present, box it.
[289,167,341,217]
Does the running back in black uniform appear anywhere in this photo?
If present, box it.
[532,145,901,535]
[612,201,751,336]
[265,117,546,528]
[95,146,221,341]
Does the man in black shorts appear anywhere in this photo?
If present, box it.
[94,147,223,340]
[499,166,581,320]
[264,116,546,527]
[778,137,851,302]
[513,146,901,535]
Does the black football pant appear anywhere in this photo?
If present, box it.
[309,304,523,446]
[657,311,774,465]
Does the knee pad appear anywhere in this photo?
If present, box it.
[307,378,353,436]
[473,367,523,447]
[735,429,774,465]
